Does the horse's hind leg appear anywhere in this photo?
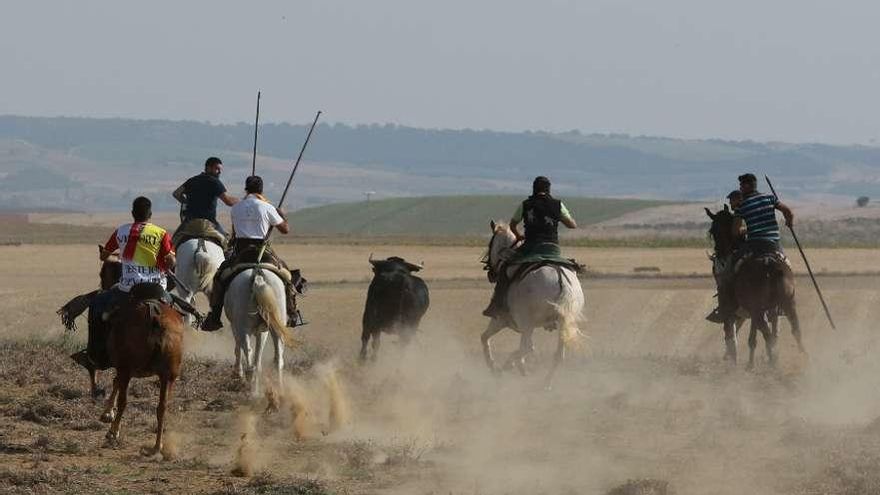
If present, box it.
[251,332,268,398]
[143,375,175,459]
[105,372,130,445]
[747,318,759,370]
[480,319,505,375]
[272,331,284,391]
[781,298,805,354]
[370,332,381,362]
[544,327,567,390]
[505,329,533,376]
[723,320,738,364]
[359,328,371,362]
[761,317,777,367]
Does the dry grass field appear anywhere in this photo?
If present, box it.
[3,243,880,494]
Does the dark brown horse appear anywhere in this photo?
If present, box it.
[99,284,184,458]
[706,206,804,368]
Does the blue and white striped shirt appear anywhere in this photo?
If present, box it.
[735,192,780,242]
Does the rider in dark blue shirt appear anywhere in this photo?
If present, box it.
[173,157,238,236]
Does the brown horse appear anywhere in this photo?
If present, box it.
[99,283,183,458]
[706,206,804,368]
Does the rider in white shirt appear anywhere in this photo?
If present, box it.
[202,176,307,331]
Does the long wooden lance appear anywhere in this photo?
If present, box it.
[251,91,261,176]
[255,110,322,259]
[765,175,836,330]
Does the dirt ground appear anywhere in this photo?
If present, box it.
[2,244,880,494]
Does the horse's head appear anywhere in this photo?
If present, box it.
[705,205,736,256]
[482,220,518,278]
[100,259,122,290]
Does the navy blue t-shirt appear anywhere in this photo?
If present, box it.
[183,173,226,223]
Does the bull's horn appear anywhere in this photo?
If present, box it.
[368,252,373,261]
[419,260,425,268]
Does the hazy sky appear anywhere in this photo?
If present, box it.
[3,0,880,144]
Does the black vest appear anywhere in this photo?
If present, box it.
[522,195,562,244]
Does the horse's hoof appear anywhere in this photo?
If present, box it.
[746,363,755,372]
[140,446,160,457]
[100,411,115,423]
[103,432,120,448]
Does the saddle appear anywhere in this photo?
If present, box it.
[734,250,790,274]
[506,259,584,284]
[103,283,173,322]
[219,263,308,295]
[172,219,227,250]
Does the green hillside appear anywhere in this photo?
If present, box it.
[290,195,677,236]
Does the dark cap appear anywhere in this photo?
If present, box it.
[738,173,757,184]
[245,175,263,194]
[726,190,743,200]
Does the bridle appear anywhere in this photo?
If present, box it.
[481,229,521,282]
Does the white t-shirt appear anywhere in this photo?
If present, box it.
[231,195,284,239]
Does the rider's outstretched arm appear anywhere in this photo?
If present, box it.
[776,202,794,228]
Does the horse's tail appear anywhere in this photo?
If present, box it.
[552,270,585,349]
[193,244,216,293]
[253,272,292,347]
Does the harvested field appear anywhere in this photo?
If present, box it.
[2,244,880,494]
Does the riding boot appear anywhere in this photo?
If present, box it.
[706,283,736,323]
[285,284,308,327]
[482,276,509,318]
[86,289,116,369]
[201,269,228,332]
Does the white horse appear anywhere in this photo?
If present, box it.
[174,238,224,324]
[481,221,585,387]
[225,267,290,397]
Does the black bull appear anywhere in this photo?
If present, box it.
[360,257,430,361]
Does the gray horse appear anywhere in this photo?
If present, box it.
[481,221,585,387]
[225,267,290,397]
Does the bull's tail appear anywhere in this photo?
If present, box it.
[253,273,292,347]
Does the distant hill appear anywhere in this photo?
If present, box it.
[3,115,880,211]
[290,195,678,236]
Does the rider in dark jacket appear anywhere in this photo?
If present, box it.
[483,176,578,319]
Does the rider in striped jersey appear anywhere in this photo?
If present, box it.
[706,173,794,323]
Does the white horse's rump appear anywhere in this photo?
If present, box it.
[481,222,585,386]
[225,268,289,397]
[174,238,224,315]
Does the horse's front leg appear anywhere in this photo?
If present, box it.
[105,372,130,445]
[100,376,120,423]
[480,319,505,375]
[505,329,533,376]
[781,298,806,354]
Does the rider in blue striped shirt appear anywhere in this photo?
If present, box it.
[706,173,794,323]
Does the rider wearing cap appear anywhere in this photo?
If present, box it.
[201,175,305,331]
[483,176,578,319]
[706,174,794,323]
